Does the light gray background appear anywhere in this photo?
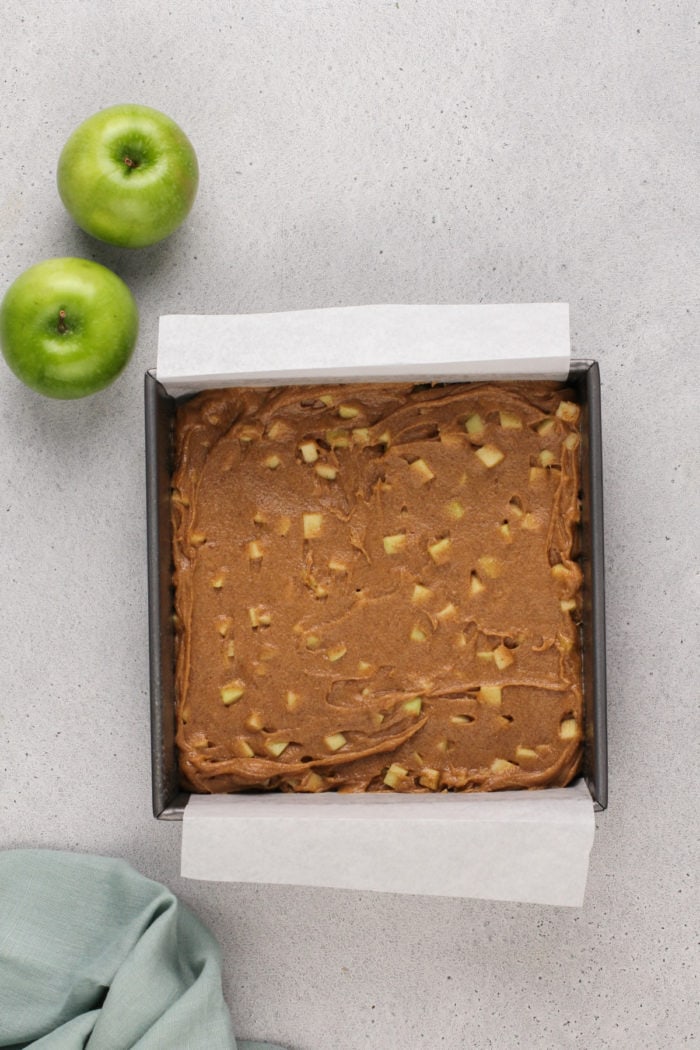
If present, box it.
[1,3,698,1048]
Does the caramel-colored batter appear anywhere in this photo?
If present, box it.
[172,382,583,794]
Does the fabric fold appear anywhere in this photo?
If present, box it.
[0,850,286,1050]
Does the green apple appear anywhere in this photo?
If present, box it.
[57,104,198,248]
[0,258,139,399]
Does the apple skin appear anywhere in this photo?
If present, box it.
[57,104,198,248]
[0,258,139,399]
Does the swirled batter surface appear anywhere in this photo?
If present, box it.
[172,382,583,793]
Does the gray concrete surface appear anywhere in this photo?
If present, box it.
[1,2,698,1048]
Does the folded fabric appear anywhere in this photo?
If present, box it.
[0,850,288,1050]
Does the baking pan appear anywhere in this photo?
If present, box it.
[145,361,607,818]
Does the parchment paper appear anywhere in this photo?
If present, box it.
[182,782,594,906]
[156,302,570,394]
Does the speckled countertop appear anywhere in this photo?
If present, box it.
[1,3,697,1048]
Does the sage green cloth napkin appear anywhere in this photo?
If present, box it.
[0,850,288,1050]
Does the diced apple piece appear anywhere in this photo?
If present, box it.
[475,444,504,468]
[564,432,580,451]
[303,513,323,539]
[537,417,556,436]
[491,758,518,774]
[410,626,428,643]
[326,428,351,448]
[507,498,524,519]
[551,563,572,583]
[559,717,578,740]
[470,572,485,596]
[238,425,260,443]
[454,632,468,649]
[225,640,236,660]
[435,738,448,753]
[318,394,334,407]
[539,450,556,467]
[402,697,423,716]
[352,427,370,446]
[465,413,484,435]
[264,454,282,469]
[338,404,359,419]
[190,532,207,546]
[220,681,245,705]
[450,715,472,724]
[248,607,271,628]
[436,602,458,622]
[266,420,291,441]
[327,643,347,663]
[305,634,321,650]
[309,578,328,599]
[247,540,264,561]
[234,739,255,758]
[245,711,264,731]
[445,499,465,521]
[215,615,233,637]
[377,430,391,447]
[253,510,267,525]
[300,771,325,792]
[324,732,347,752]
[556,400,580,423]
[494,644,514,670]
[383,533,407,555]
[265,740,289,757]
[515,746,538,760]
[285,690,300,712]
[372,711,385,727]
[357,660,373,673]
[499,411,522,429]
[521,513,540,531]
[419,768,440,791]
[560,598,577,612]
[477,650,495,662]
[211,572,226,589]
[498,523,512,542]
[410,458,435,484]
[299,440,319,463]
[428,537,452,564]
[477,555,502,579]
[315,464,337,480]
[411,583,431,603]
[479,685,502,707]
[383,763,408,789]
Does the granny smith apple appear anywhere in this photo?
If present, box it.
[57,104,198,248]
[0,258,139,399]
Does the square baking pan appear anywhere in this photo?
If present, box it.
[145,361,607,818]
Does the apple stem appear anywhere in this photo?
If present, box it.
[123,155,138,169]
[57,309,68,334]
